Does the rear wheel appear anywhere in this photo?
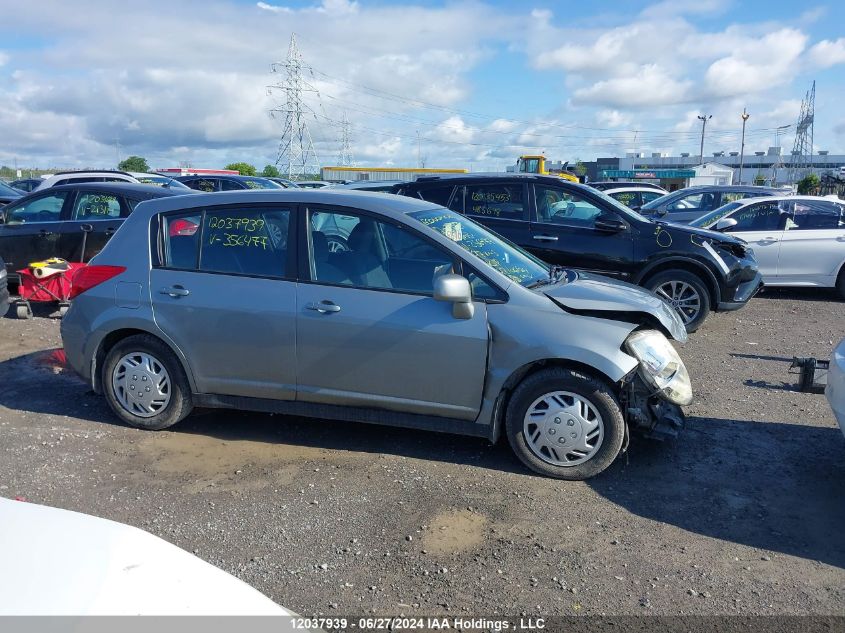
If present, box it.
[102,334,193,430]
[836,266,845,300]
[505,368,625,480]
[644,270,711,333]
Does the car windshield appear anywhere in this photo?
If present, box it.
[689,201,745,228]
[409,208,550,287]
[0,181,22,196]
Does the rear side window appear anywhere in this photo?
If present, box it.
[463,184,526,220]
[787,200,845,230]
[161,208,292,278]
[72,193,122,220]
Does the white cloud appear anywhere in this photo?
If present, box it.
[573,65,693,108]
[595,110,631,128]
[807,38,845,68]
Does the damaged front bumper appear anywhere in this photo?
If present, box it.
[622,373,686,440]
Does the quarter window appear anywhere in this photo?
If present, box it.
[72,193,122,220]
[535,186,604,227]
[3,192,68,224]
[463,184,526,220]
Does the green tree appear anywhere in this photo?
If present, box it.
[571,158,587,177]
[796,173,820,195]
[261,164,280,178]
[225,162,257,176]
[118,156,149,172]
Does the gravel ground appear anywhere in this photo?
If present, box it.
[0,288,843,617]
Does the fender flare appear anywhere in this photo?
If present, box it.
[634,256,722,303]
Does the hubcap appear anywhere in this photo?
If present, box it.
[655,281,701,325]
[112,352,171,418]
[523,391,604,467]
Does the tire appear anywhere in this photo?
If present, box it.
[836,267,845,300]
[505,368,625,480]
[644,269,711,333]
[102,334,193,430]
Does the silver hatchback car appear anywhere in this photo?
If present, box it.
[61,190,692,480]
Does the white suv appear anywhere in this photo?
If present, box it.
[34,171,140,191]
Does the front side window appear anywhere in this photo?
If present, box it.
[689,201,745,228]
[726,201,784,231]
[641,191,664,205]
[72,193,122,220]
[4,192,68,224]
[410,208,548,287]
[308,209,453,294]
[162,208,291,277]
[667,191,719,212]
[463,184,526,220]
[787,200,845,231]
[535,185,604,227]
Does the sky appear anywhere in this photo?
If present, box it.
[1,0,844,172]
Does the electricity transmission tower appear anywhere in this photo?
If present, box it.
[268,34,321,179]
[337,111,354,167]
[790,80,815,183]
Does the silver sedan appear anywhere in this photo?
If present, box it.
[61,189,691,480]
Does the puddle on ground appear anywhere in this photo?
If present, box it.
[134,428,336,492]
[422,508,488,554]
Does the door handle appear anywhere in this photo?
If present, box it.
[306,300,341,314]
[760,237,779,243]
[159,286,190,298]
[533,235,559,242]
[105,227,116,235]
[38,229,54,237]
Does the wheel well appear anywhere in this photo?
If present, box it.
[93,329,177,394]
[639,260,719,305]
[490,358,620,443]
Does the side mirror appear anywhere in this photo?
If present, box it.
[630,204,642,211]
[594,213,627,233]
[714,217,737,232]
[433,274,474,319]
[655,208,669,217]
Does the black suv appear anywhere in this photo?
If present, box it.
[395,173,762,332]
[0,183,185,284]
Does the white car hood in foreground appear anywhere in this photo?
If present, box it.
[0,497,291,616]
[826,338,845,438]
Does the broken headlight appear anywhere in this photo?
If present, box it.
[625,329,693,405]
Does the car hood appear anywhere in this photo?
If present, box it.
[542,272,688,342]
[656,220,744,245]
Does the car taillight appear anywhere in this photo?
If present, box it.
[169,219,198,237]
[69,265,126,299]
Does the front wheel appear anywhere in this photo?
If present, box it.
[644,270,711,333]
[505,368,625,480]
[102,334,193,430]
